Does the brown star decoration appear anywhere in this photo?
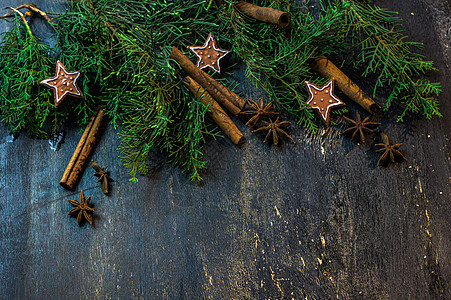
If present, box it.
[67,190,95,226]
[375,133,407,167]
[188,32,230,73]
[305,79,345,125]
[91,160,114,195]
[342,112,381,143]
[239,98,279,127]
[252,117,293,145]
[40,60,84,106]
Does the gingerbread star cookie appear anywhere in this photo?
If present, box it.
[188,33,230,73]
[40,60,84,106]
[305,79,345,125]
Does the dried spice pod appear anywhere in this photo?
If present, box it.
[184,76,244,145]
[235,1,290,27]
[239,98,279,127]
[375,133,407,166]
[342,112,381,143]
[252,117,293,145]
[67,190,95,226]
[91,160,114,195]
[310,56,380,114]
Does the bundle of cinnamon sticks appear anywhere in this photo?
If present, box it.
[170,46,246,145]
[60,108,106,190]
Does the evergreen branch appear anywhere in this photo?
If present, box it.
[55,0,219,182]
[0,12,59,137]
[218,1,346,130]
[337,0,442,120]
[0,0,442,182]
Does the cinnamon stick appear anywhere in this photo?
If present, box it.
[310,56,381,114]
[185,76,244,145]
[169,46,245,116]
[60,108,106,190]
[235,1,290,27]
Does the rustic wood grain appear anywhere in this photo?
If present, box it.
[0,0,449,298]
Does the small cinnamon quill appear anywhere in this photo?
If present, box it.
[235,1,290,27]
[184,76,244,145]
[310,56,380,113]
[60,108,106,190]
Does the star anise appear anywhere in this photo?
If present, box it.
[252,117,293,145]
[91,160,114,195]
[67,190,95,226]
[239,98,279,127]
[375,133,407,166]
[342,112,380,143]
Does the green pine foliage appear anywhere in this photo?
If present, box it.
[54,0,221,182]
[0,15,57,137]
[218,0,348,131]
[50,2,110,126]
[335,0,442,121]
[0,0,442,181]
[218,0,441,126]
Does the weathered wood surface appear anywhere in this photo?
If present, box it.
[0,0,449,299]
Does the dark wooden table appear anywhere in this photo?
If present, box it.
[0,0,449,299]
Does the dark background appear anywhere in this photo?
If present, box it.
[0,0,449,299]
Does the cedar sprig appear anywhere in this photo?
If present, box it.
[218,0,348,131]
[0,0,442,182]
[51,2,113,126]
[56,0,221,182]
[0,11,59,137]
[219,0,441,126]
[335,0,442,121]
